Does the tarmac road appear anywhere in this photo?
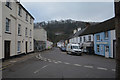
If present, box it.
[2,47,116,78]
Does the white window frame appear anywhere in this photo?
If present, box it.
[30,17,32,24]
[30,42,32,50]
[89,36,91,41]
[18,24,21,36]
[6,18,11,32]
[6,0,11,9]
[17,41,21,52]
[25,28,27,36]
[97,35,100,41]
[104,31,109,39]
[30,29,32,37]
[18,6,22,17]
[26,13,28,21]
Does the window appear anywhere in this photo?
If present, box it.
[18,24,21,36]
[17,41,21,52]
[105,46,109,52]
[30,29,32,37]
[6,0,11,9]
[80,37,82,42]
[97,45,100,52]
[30,42,32,50]
[26,13,28,21]
[30,18,32,24]
[6,18,10,32]
[25,28,27,36]
[18,6,22,16]
[88,36,91,41]
[105,31,109,39]
[84,37,86,42]
[97,35,100,41]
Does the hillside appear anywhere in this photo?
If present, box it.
[34,19,98,43]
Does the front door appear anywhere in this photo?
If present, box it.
[105,46,109,58]
[4,41,10,59]
[26,41,28,54]
[113,40,116,58]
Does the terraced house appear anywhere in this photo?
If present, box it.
[0,0,34,59]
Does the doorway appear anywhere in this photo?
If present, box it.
[113,40,116,58]
[4,41,11,59]
[26,41,28,54]
[105,46,109,58]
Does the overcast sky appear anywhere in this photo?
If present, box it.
[21,1,115,22]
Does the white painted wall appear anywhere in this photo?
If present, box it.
[1,1,34,59]
[34,27,47,42]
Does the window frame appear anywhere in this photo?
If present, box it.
[97,45,100,52]
[83,36,86,42]
[30,17,32,24]
[96,35,100,41]
[5,18,11,33]
[18,24,21,36]
[30,29,32,38]
[26,13,28,21]
[6,0,12,10]
[25,27,28,37]
[18,6,22,17]
[17,41,21,52]
[104,31,109,39]
[30,42,32,50]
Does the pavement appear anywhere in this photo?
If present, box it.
[0,51,43,71]
[2,47,116,78]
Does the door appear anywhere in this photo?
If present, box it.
[26,41,28,54]
[4,41,10,59]
[105,46,109,58]
[113,40,116,58]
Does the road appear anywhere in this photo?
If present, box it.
[2,47,115,78]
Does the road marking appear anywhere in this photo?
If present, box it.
[84,65,93,68]
[74,64,82,67]
[57,61,62,63]
[47,59,51,61]
[97,67,108,71]
[53,60,56,62]
[48,60,52,62]
[64,62,70,65]
[54,62,58,64]
[34,65,48,74]
[112,69,116,72]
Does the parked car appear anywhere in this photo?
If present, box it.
[66,43,82,56]
[60,46,66,52]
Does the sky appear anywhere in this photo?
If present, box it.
[20,0,115,23]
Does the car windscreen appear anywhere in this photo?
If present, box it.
[72,46,80,49]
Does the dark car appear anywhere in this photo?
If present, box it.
[60,46,66,52]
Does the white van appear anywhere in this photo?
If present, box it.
[66,43,82,56]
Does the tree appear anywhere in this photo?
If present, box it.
[115,1,120,79]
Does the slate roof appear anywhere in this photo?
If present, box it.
[67,17,115,40]
[79,17,115,36]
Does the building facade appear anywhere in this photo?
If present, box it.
[34,27,47,51]
[69,27,94,53]
[94,30,116,58]
[0,1,34,59]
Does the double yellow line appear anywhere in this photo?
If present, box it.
[0,64,11,71]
